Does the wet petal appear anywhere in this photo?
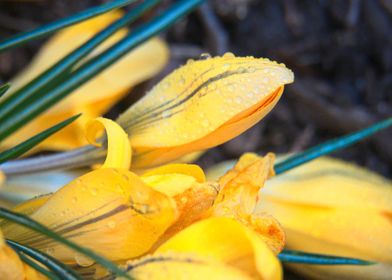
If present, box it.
[3,169,177,263]
[117,54,294,168]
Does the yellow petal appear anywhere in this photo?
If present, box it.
[117,54,293,168]
[258,157,392,279]
[141,166,218,245]
[0,231,24,280]
[142,163,206,183]
[85,117,131,169]
[3,169,177,262]
[2,11,168,151]
[209,153,285,253]
[123,253,254,280]
[155,217,282,280]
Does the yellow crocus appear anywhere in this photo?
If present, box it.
[0,229,46,280]
[2,10,168,151]
[256,157,392,280]
[122,217,282,280]
[117,54,294,168]
[2,118,178,263]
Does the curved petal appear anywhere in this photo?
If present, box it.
[154,217,282,280]
[86,117,131,169]
[117,54,294,168]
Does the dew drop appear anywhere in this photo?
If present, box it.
[74,254,95,267]
[235,96,243,104]
[227,84,235,92]
[199,53,212,60]
[46,247,55,255]
[179,76,186,85]
[71,197,78,204]
[186,58,194,65]
[162,110,171,118]
[201,119,210,128]
[223,52,235,58]
[246,92,254,98]
[91,188,98,196]
[107,221,116,229]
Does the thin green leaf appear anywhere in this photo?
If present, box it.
[17,252,60,280]
[0,207,132,279]
[0,114,81,164]
[274,118,392,175]
[278,250,375,265]
[0,0,160,122]
[8,240,80,280]
[0,0,204,141]
[0,83,11,98]
[0,0,136,53]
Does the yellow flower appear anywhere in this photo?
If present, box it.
[257,157,392,280]
[122,217,282,280]
[0,229,45,280]
[117,54,294,168]
[2,118,178,263]
[1,11,168,151]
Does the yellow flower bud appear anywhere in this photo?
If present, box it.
[117,53,294,168]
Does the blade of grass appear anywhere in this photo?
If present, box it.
[0,114,81,164]
[0,83,11,98]
[17,252,60,280]
[8,240,80,280]
[0,0,204,141]
[274,118,392,175]
[0,0,137,53]
[0,0,161,121]
[278,250,375,265]
[0,208,132,279]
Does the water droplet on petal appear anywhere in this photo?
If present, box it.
[223,52,235,58]
[71,197,78,204]
[107,221,116,229]
[199,53,212,60]
[91,188,98,196]
[201,119,210,128]
[74,254,95,267]
[235,96,243,104]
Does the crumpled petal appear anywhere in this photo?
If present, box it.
[2,119,177,263]
[2,11,168,151]
[122,217,282,280]
[257,157,392,280]
[117,54,294,168]
[141,164,219,244]
[209,153,285,254]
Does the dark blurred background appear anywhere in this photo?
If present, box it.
[0,0,391,179]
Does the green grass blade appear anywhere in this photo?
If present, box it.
[10,240,77,280]
[0,83,11,98]
[17,252,61,280]
[0,208,132,279]
[0,114,81,164]
[274,118,392,175]
[0,0,160,122]
[0,0,204,141]
[278,250,375,265]
[0,0,136,53]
